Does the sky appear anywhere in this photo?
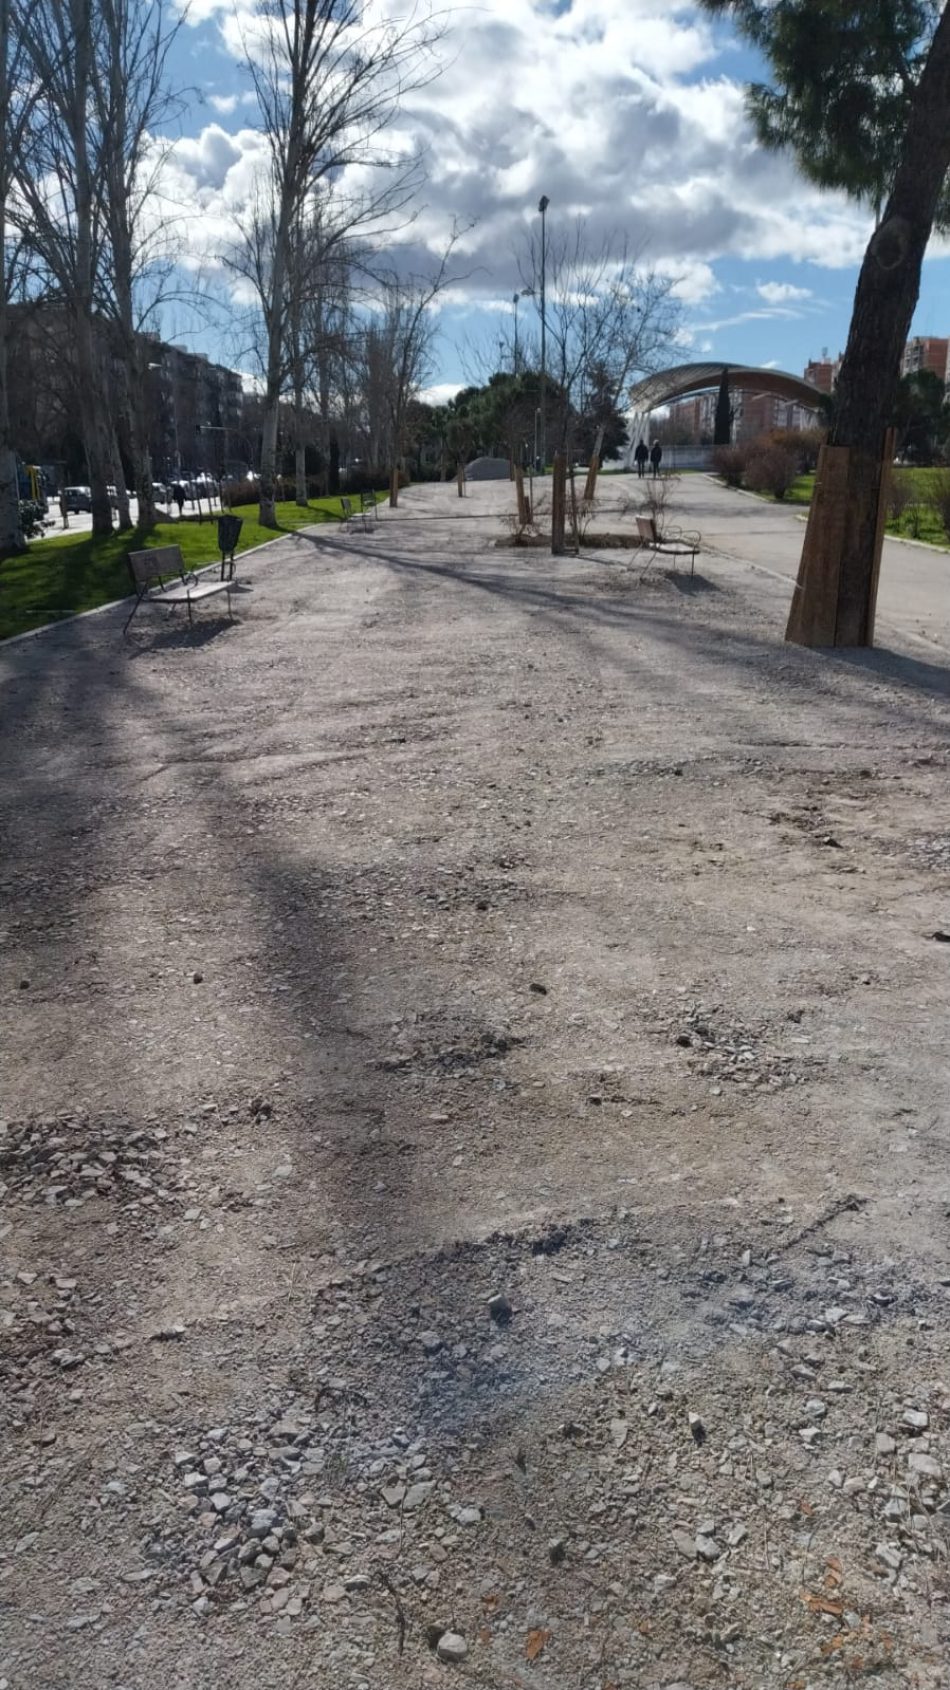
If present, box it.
[156,0,950,398]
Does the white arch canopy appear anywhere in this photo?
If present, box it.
[629,362,825,413]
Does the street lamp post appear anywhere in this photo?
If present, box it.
[512,292,520,373]
[538,194,549,472]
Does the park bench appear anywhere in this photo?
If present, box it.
[124,545,233,634]
[340,493,378,532]
[635,513,701,577]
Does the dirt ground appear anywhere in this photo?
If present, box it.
[2,474,950,1690]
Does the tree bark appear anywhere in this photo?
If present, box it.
[259,385,280,528]
[0,0,22,559]
[294,441,307,506]
[788,5,950,647]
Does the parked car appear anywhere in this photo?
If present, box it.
[63,485,92,512]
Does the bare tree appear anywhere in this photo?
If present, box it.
[0,0,37,556]
[232,0,441,527]
[92,0,184,531]
[15,0,117,534]
[369,229,465,506]
[519,221,681,453]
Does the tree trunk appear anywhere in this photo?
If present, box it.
[128,342,155,530]
[389,463,399,508]
[111,420,131,531]
[259,391,280,527]
[74,311,113,536]
[0,301,23,558]
[788,5,950,648]
[295,441,307,506]
[328,436,340,494]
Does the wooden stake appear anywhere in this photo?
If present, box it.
[583,426,604,502]
[514,464,528,527]
[456,463,465,498]
[551,452,567,554]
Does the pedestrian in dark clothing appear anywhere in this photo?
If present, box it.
[650,442,663,478]
[172,482,185,518]
[634,440,648,478]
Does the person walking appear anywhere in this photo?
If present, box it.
[650,441,663,478]
[172,481,185,519]
[634,439,649,478]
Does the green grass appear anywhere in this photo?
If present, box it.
[0,495,383,641]
[749,466,950,548]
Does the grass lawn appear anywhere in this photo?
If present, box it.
[0,495,382,641]
[748,467,950,549]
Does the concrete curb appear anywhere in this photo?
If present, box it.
[0,522,340,651]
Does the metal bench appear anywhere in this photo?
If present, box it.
[125,545,232,634]
[635,513,701,576]
[340,494,376,532]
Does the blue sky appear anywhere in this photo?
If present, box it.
[155,0,950,395]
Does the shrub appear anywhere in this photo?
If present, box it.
[887,467,914,525]
[19,499,47,538]
[743,443,799,501]
[768,426,826,472]
[711,444,749,487]
[927,468,950,541]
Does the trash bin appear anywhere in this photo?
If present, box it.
[217,514,243,581]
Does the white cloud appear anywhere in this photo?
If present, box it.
[158,0,881,354]
[757,281,813,304]
[420,381,465,404]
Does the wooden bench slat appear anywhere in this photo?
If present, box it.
[124,544,233,634]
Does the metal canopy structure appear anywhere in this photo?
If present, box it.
[629,362,824,413]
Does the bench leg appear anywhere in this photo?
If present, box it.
[123,592,144,636]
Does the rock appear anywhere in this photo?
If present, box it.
[876,1434,897,1456]
[875,1543,903,1573]
[805,1399,827,1420]
[210,1493,232,1514]
[488,1294,512,1326]
[420,1332,443,1355]
[322,1582,346,1603]
[456,1507,482,1527]
[250,1509,278,1537]
[436,1632,468,1664]
[696,1534,722,1562]
[403,1481,435,1511]
[902,1409,929,1433]
[726,1523,747,1547]
[688,1413,706,1446]
[381,1483,406,1509]
[610,1419,628,1449]
[548,1536,567,1566]
[909,1453,941,1479]
[672,1530,696,1559]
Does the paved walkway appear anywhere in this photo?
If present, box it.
[664,473,950,658]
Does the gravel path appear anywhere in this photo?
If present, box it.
[2,476,950,1688]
